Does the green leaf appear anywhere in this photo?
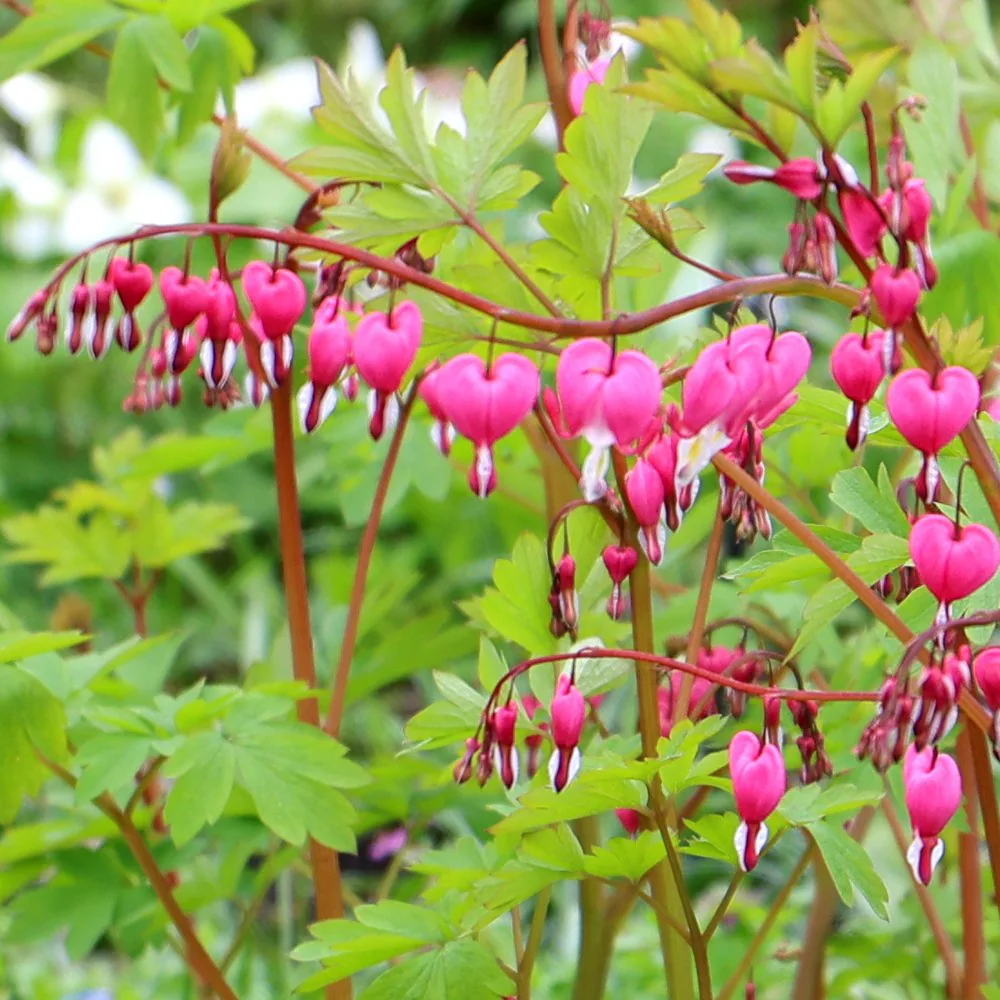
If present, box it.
[520,824,586,873]
[478,533,554,654]
[130,13,191,90]
[178,26,235,141]
[902,40,961,206]
[293,921,426,985]
[584,831,665,882]
[639,153,722,205]
[74,733,153,802]
[0,665,68,823]
[354,900,454,944]
[0,630,90,664]
[107,19,163,159]
[0,0,126,81]
[357,940,511,1000]
[778,783,883,826]
[830,465,911,537]
[680,813,741,863]
[808,820,890,920]
[132,500,249,567]
[477,637,508,693]
[162,731,236,846]
[784,23,819,114]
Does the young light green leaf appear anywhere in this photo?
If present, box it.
[130,13,192,90]
[293,921,426,985]
[830,465,911,537]
[162,730,236,845]
[0,666,68,823]
[784,22,818,114]
[354,900,454,944]
[74,733,153,803]
[639,153,722,205]
[0,0,126,81]
[584,831,666,882]
[107,19,163,159]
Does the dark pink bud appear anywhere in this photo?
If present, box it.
[88,279,114,360]
[724,161,778,186]
[66,282,91,356]
[903,745,961,885]
[492,701,520,789]
[782,221,809,275]
[870,265,921,328]
[974,647,1000,711]
[772,158,824,199]
[813,211,838,284]
[729,730,786,871]
[555,554,579,632]
[7,289,47,342]
[838,188,886,259]
[159,267,210,332]
[616,808,642,837]
[548,673,586,792]
[453,737,479,783]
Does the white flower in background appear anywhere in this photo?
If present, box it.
[56,120,191,253]
[0,144,65,258]
[231,58,319,130]
[686,124,740,169]
[0,72,63,160]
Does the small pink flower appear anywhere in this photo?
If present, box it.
[870,264,921,329]
[548,673,586,792]
[159,267,211,362]
[298,312,352,434]
[625,457,666,566]
[196,278,239,390]
[109,257,153,353]
[353,301,423,440]
[568,58,611,115]
[830,330,886,450]
[912,648,970,748]
[615,808,642,837]
[602,543,637,621]
[453,736,480,784]
[903,745,961,885]
[909,514,1000,624]
[974,647,1000,758]
[492,700,520,790]
[728,324,812,428]
[242,261,307,386]
[419,366,455,456]
[813,211,838,284]
[724,158,824,200]
[886,366,980,500]
[521,695,548,778]
[435,353,540,498]
[88,279,115,360]
[729,730,786,871]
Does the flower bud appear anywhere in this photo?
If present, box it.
[548,673,586,792]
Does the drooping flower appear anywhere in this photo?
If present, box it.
[830,330,886,449]
[568,58,612,115]
[723,158,824,200]
[108,256,153,353]
[624,456,666,566]
[548,673,586,792]
[242,260,307,387]
[729,730,786,871]
[908,514,1000,625]
[419,365,455,457]
[353,300,423,440]
[903,745,961,885]
[298,310,352,433]
[435,353,540,498]
[491,700,520,790]
[973,647,1000,759]
[546,338,662,501]
[886,366,980,501]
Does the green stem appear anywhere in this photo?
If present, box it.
[629,554,697,1000]
[517,888,551,1000]
[571,816,609,1000]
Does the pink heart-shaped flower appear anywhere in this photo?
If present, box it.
[830,331,885,405]
[109,258,153,312]
[307,315,352,387]
[435,353,540,445]
[871,264,921,327]
[353,301,423,393]
[886,366,980,455]
[909,513,1000,604]
[159,267,210,331]
[242,261,307,341]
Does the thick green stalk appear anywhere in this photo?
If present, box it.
[571,815,610,1000]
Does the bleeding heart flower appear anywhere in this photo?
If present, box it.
[724,158,824,200]
[909,513,1000,624]
[615,808,642,837]
[602,543,637,621]
[491,700,520,790]
[624,457,666,566]
[886,366,980,500]
[568,58,611,115]
[297,312,352,434]
[353,301,423,440]
[830,330,886,450]
[838,188,886,258]
[109,257,153,353]
[903,745,961,885]
[871,264,921,329]
[419,366,455,457]
[973,647,1000,759]
[435,353,540,498]
[548,673,586,792]
[547,338,662,501]
[729,325,812,427]
[242,261,306,339]
[159,267,210,361]
[87,279,114,361]
[729,730,786,871]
